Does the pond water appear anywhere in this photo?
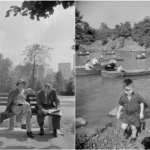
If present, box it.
[76,51,150,129]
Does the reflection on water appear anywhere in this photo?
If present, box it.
[76,51,150,128]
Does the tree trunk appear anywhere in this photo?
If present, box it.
[32,60,36,90]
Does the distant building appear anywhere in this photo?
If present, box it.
[58,63,73,80]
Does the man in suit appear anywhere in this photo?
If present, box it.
[36,83,61,137]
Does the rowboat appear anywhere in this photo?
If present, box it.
[131,49,137,52]
[99,58,124,62]
[101,69,150,78]
[76,64,106,76]
[76,52,89,56]
[136,56,146,59]
[76,68,101,76]
[105,51,115,55]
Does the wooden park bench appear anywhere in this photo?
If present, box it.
[0,94,53,131]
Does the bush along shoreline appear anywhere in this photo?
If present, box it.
[76,119,150,149]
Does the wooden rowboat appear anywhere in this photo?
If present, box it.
[99,58,124,62]
[76,68,101,76]
[136,56,146,59]
[76,52,89,56]
[101,69,150,78]
[105,51,115,55]
[76,64,106,76]
[131,49,137,52]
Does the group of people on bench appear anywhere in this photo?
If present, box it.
[0,79,61,138]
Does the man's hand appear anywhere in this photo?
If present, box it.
[117,113,120,120]
[42,109,48,115]
[140,113,144,119]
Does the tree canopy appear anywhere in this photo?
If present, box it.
[6,1,75,21]
[76,9,150,50]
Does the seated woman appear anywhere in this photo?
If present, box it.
[85,60,92,70]
[11,79,35,138]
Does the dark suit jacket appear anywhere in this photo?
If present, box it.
[36,89,60,110]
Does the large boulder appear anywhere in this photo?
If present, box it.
[76,118,87,128]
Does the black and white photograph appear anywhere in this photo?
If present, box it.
[0,1,75,149]
[76,1,150,149]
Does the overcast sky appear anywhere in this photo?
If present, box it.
[76,1,150,29]
[0,1,75,72]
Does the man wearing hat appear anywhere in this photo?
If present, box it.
[36,83,61,137]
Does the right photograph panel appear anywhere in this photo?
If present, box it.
[76,1,150,149]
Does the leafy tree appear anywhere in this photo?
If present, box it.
[0,54,14,93]
[34,79,43,92]
[75,9,98,51]
[53,70,65,95]
[64,77,74,96]
[6,1,75,21]
[22,44,52,89]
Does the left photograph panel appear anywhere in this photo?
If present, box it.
[0,1,75,149]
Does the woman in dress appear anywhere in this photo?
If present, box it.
[11,79,35,138]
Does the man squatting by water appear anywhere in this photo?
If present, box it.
[117,79,144,143]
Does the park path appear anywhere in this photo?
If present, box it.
[0,96,75,149]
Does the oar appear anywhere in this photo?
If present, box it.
[120,71,126,78]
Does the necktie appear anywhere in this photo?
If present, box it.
[46,94,49,104]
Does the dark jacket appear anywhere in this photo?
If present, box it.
[0,88,19,123]
[36,89,60,110]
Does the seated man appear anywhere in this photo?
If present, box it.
[117,64,126,72]
[107,58,117,69]
[137,54,140,58]
[36,83,61,137]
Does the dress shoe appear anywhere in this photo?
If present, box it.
[39,128,44,136]
[27,131,34,138]
[53,129,58,137]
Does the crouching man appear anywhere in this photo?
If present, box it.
[36,83,61,137]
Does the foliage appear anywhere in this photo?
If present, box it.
[34,79,44,92]
[131,17,150,48]
[64,77,74,96]
[75,9,97,51]
[0,54,14,93]
[6,1,75,21]
[23,44,52,89]
[53,70,65,95]
[76,9,150,50]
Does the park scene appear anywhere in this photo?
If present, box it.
[0,1,75,149]
[76,1,150,149]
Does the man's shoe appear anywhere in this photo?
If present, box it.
[27,131,34,138]
[53,129,58,137]
[39,128,44,136]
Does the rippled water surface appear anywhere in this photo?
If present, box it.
[76,51,150,128]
